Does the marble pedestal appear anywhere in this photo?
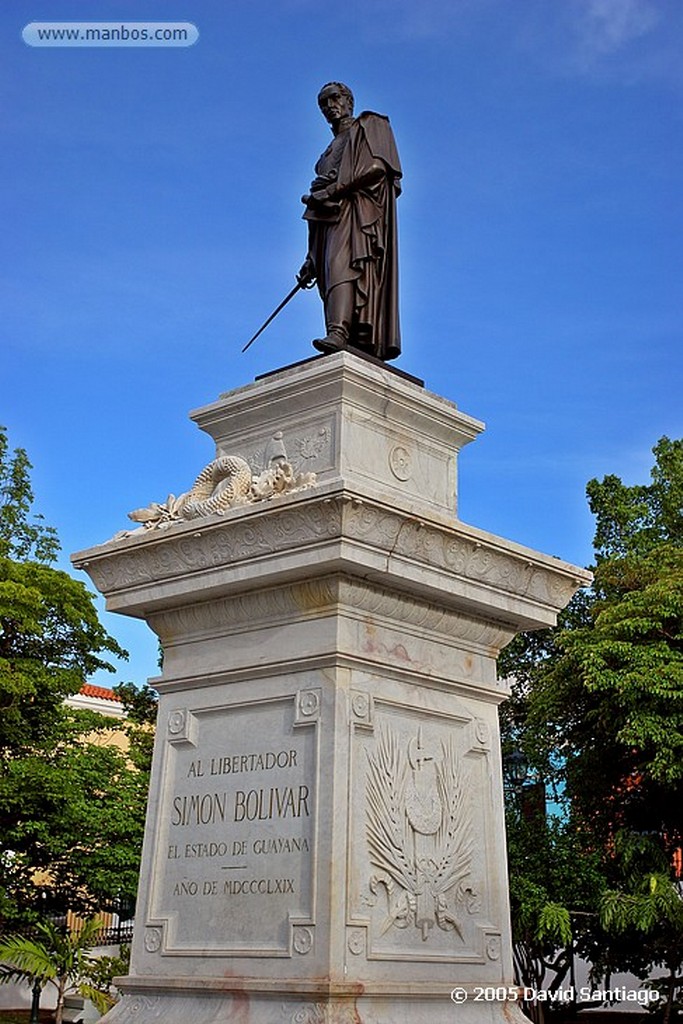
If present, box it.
[73,352,590,1024]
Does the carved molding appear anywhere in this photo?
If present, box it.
[287,1004,358,1024]
[148,576,515,654]
[143,926,163,953]
[292,926,314,955]
[80,494,587,620]
[348,713,508,964]
[338,579,512,648]
[288,1005,327,1024]
[389,444,413,481]
[84,501,342,596]
[472,719,491,750]
[124,995,162,1018]
[225,422,334,479]
[297,426,331,464]
[350,690,374,728]
[347,928,365,955]
[150,579,337,640]
[340,502,584,611]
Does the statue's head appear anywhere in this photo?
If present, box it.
[318,82,354,125]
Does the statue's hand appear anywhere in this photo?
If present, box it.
[310,172,337,192]
[297,258,316,288]
[311,184,342,204]
[303,189,330,208]
[302,183,342,208]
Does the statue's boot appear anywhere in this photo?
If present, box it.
[313,283,353,353]
[312,330,347,353]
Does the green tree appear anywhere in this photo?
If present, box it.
[506,807,605,1022]
[528,439,682,841]
[600,833,683,1024]
[0,425,126,753]
[0,427,58,564]
[1,711,152,923]
[501,438,683,1013]
[0,917,114,1024]
[0,426,153,928]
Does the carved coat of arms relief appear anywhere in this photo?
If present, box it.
[364,724,475,942]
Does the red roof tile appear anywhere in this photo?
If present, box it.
[79,684,123,703]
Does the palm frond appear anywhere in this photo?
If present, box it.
[366,725,416,891]
[432,736,474,897]
[0,935,57,983]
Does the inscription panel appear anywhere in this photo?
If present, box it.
[148,693,318,956]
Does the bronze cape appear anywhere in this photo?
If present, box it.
[303,112,402,361]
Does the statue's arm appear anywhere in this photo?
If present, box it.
[311,159,386,203]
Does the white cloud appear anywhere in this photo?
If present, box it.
[572,0,660,60]
[508,0,682,88]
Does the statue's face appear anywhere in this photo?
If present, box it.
[318,85,353,125]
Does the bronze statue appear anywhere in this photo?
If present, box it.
[298,83,402,361]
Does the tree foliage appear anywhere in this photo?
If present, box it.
[588,437,683,561]
[0,556,128,752]
[0,917,115,1024]
[526,439,683,842]
[0,426,154,929]
[0,427,127,753]
[1,710,152,923]
[0,427,59,564]
[501,437,683,1013]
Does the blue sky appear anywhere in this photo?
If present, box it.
[3,0,681,687]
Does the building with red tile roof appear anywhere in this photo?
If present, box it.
[65,682,126,720]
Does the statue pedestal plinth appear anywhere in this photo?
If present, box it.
[74,352,590,1023]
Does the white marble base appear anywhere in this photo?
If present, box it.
[91,980,533,1024]
[73,353,590,1023]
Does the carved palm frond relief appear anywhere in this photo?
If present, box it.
[365,725,416,892]
[432,736,474,898]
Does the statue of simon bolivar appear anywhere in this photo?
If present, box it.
[297,82,402,362]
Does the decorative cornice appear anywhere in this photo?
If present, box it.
[74,491,590,625]
[78,497,342,595]
[339,501,588,611]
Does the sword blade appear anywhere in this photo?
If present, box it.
[241,281,303,353]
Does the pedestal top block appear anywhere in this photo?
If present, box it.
[192,351,484,523]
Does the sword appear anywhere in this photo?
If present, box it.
[241,279,310,353]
